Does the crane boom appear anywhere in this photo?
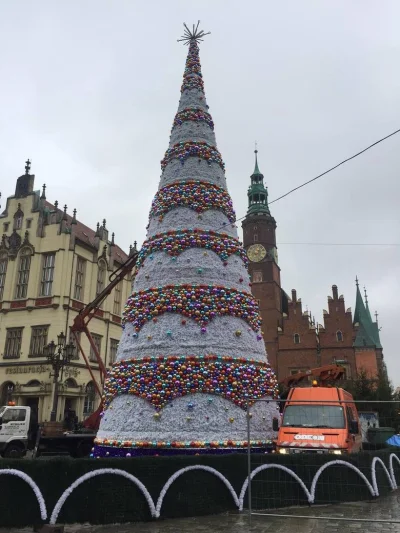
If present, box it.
[280,364,346,389]
[70,251,138,429]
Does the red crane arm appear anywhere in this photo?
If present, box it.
[71,251,139,387]
[280,364,346,389]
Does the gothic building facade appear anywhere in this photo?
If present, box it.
[0,162,134,422]
[242,152,383,382]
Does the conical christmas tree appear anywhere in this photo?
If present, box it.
[94,24,278,457]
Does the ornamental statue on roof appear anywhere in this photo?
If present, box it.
[93,23,278,457]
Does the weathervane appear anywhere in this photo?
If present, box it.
[178,21,210,45]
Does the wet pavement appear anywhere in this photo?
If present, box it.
[2,491,399,532]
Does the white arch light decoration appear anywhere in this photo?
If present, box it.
[389,453,400,489]
[239,464,311,510]
[0,469,47,520]
[156,464,239,518]
[2,453,398,525]
[310,460,375,500]
[49,468,156,525]
[371,456,395,495]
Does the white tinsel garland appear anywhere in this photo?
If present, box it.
[0,468,47,520]
[371,456,395,495]
[239,464,311,510]
[389,452,400,489]
[49,468,156,525]
[310,460,375,500]
[155,464,239,518]
[35,453,399,525]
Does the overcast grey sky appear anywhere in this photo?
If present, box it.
[0,1,399,384]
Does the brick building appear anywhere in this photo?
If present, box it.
[242,151,383,381]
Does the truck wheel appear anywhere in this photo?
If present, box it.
[4,443,25,458]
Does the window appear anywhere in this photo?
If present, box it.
[2,408,27,423]
[0,255,8,300]
[15,250,31,299]
[109,338,119,365]
[290,368,309,375]
[96,260,107,309]
[96,260,106,296]
[15,216,23,230]
[113,282,122,315]
[83,382,96,414]
[29,326,49,357]
[26,380,40,387]
[89,333,102,363]
[3,222,9,232]
[69,329,81,360]
[74,257,86,301]
[282,405,345,429]
[254,234,258,242]
[26,219,32,229]
[3,328,23,359]
[40,254,55,296]
[336,330,343,342]
[253,271,263,283]
[294,333,300,344]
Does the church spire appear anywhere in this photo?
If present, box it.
[353,278,381,348]
[247,149,271,216]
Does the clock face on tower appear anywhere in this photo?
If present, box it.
[247,244,267,263]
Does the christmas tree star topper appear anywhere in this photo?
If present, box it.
[178,21,210,45]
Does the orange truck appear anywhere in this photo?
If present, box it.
[275,384,362,455]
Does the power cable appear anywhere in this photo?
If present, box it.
[214,127,400,233]
[269,127,400,204]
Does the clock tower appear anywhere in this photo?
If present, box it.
[242,150,282,371]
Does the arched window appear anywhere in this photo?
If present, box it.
[15,248,32,299]
[336,330,343,342]
[64,378,78,388]
[294,333,300,344]
[13,204,24,230]
[83,382,96,414]
[26,380,41,387]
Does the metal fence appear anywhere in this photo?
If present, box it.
[245,398,400,527]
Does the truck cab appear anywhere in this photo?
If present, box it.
[276,386,362,455]
[0,405,31,457]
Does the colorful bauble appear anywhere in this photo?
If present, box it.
[122,284,262,331]
[149,181,235,222]
[136,229,248,269]
[181,40,204,93]
[102,355,279,410]
[172,108,214,131]
[161,141,225,171]
[181,76,204,93]
[94,438,272,451]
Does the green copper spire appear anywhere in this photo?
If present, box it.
[253,150,262,176]
[353,277,382,348]
[247,150,271,216]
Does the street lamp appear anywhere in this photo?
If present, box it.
[44,332,75,422]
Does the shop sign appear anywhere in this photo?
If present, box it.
[5,365,49,375]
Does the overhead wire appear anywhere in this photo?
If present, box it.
[213,127,400,234]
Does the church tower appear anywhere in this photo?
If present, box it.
[242,151,282,372]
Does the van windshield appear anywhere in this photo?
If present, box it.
[282,405,345,429]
